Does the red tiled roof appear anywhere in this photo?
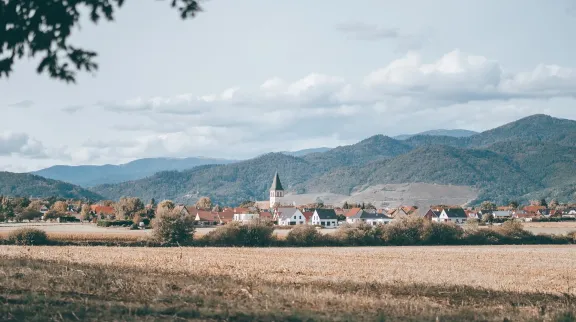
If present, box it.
[233,207,250,214]
[259,211,273,219]
[218,211,234,223]
[523,206,546,213]
[90,205,115,215]
[195,210,219,222]
[302,211,314,221]
[345,208,361,217]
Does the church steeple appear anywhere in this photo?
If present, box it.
[269,172,284,208]
[270,172,284,191]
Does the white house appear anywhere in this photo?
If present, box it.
[311,209,338,228]
[233,212,260,223]
[346,210,393,225]
[433,208,467,224]
[39,205,49,214]
[275,208,305,226]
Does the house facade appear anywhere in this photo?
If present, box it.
[311,209,338,227]
[432,208,467,224]
[346,210,393,225]
[275,207,305,226]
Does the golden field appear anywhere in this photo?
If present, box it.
[1,245,575,321]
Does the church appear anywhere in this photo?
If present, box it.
[254,172,286,209]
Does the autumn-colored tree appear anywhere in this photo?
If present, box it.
[80,204,93,222]
[52,201,68,213]
[101,200,115,207]
[549,199,559,209]
[114,197,145,219]
[158,200,175,210]
[530,199,541,206]
[195,197,212,210]
[508,201,520,209]
[27,200,44,211]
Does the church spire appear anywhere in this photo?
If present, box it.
[270,172,284,191]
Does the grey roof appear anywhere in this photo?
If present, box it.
[443,208,467,218]
[270,172,284,191]
[314,209,337,220]
[276,207,299,220]
[493,210,512,217]
[424,209,442,218]
[351,210,391,220]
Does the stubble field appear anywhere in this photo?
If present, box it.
[1,245,575,321]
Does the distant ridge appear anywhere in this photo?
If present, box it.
[394,129,478,140]
[32,157,237,187]
[0,172,103,200]
[90,114,576,205]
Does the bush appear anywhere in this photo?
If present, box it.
[463,229,504,245]
[8,228,49,245]
[286,225,324,246]
[497,220,533,242]
[151,209,195,244]
[421,221,464,245]
[58,216,80,223]
[334,222,385,246]
[204,221,274,246]
[382,217,427,245]
[567,231,576,243]
[97,220,133,227]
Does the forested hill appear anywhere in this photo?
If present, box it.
[90,114,576,205]
[0,172,103,200]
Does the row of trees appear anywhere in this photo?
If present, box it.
[479,198,567,211]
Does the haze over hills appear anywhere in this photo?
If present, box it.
[0,172,103,200]
[394,129,478,140]
[91,114,576,206]
[281,147,332,157]
[32,157,237,187]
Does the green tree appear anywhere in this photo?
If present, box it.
[152,206,195,244]
[480,201,497,211]
[508,201,519,209]
[540,198,548,208]
[343,201,350,209]
[19,210,43,221]
[0,0,202,83]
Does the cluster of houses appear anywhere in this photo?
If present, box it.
[47,173,575,227]
[155,173,575,228]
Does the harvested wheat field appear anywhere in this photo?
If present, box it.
[1,245,575,321]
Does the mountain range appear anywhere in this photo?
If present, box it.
[90,114,576,206]
[2,114,575,206]
[32,157,237,187]
[0,172,102,200]
[393,129,478,140]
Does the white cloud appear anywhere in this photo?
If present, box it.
[8,100,34,108]
[0,132,47,158]
[3,49,576,171]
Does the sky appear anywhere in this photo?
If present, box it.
[1,0,576,172]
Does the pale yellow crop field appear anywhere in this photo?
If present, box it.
[2,245,575,294]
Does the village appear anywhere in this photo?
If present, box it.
[1,173,575,229]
